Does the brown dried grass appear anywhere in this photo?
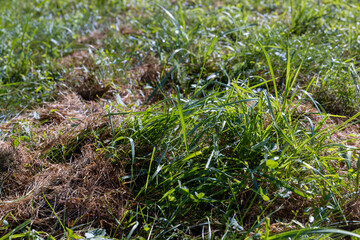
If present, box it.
[0,91,133,237]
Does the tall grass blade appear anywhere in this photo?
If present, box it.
[258,41,278,103]
[176,86,189,155]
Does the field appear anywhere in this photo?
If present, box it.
[2,0,360,239]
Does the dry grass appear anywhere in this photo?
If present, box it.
[0,142,132,237]
[0,90,133,237]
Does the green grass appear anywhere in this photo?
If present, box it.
[2,0,360,239]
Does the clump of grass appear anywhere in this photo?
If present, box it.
[108,57,360,238]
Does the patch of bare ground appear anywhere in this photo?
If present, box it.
[104,53,169,107]
[58,49,112,102]
[76,29,107,48]
[294,100,360,150]
[118,24,143,36]
[119,55,167,105]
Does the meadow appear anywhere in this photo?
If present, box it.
[1,0,360,239]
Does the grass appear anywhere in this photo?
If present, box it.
[2,0,360,239]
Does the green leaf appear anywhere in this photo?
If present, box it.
[176,86,189,154]
[178,186,190,196]
[196,192,205,199]
[35,86,41,93]
[168,194,176,202]
[266,159,279,169]
[159,189,175,202]
[143,224,151,232]
[182,150,203,161]
[66,228,82,239]
[259,187,270,201]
